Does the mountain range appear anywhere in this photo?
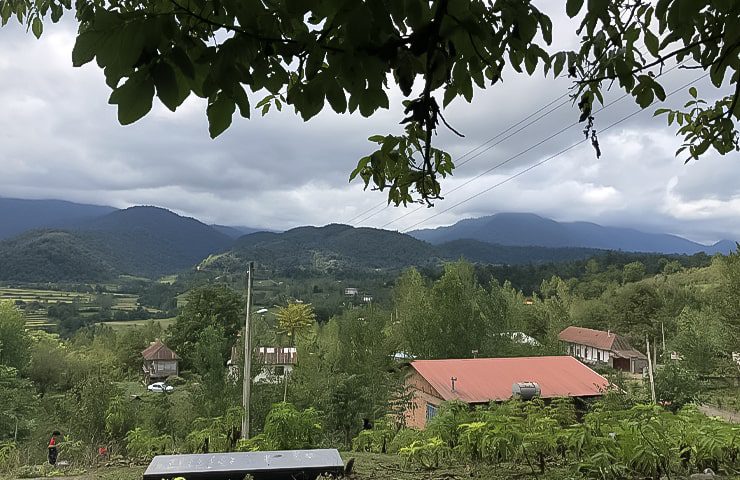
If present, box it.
[410,212,734,255]
[0,198,733,282]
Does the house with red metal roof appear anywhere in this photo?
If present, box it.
[141,340,180,383]
[404,356,609,429]
[558,326,648,374]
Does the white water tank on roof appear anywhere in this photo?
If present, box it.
[512,382,541,400]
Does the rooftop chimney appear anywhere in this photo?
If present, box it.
[450,376,457,392]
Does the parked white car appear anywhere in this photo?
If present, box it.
[147,382,174,393]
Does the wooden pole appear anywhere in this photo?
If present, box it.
[646,336,656,403]
[241,262,254,439]
[661,322,666,355]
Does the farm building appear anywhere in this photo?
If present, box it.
[141,340,180,383]
[558,326,648,374]
[404,356,609,429]
[228,346,298,384]
[254,346,297,383]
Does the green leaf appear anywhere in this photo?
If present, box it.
[72,31,101,67]
[566,0,585,17]
[325,79,347,113]
[553,52,566,77]
[108,74,155,125]
[152,61,181,111]
[170,47,195,79]
[232,84,251,119]
[207,94,236,138]
[644,30,660,57]
[688,86,697,98]
[31,16,42,39]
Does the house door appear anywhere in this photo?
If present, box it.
[613,357,630,372]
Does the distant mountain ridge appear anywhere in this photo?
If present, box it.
[0,197,116,239]
[410,212,734,255]
[201,223,442,274]
[0,206,237,281]
[197,223,611,275]
[0,199,734,283]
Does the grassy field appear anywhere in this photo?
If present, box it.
[1,452,573,480]
[98,318,176,330]
[0,287,159,332]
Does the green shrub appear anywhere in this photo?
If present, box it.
[125,428,171,460]
[387,428,423,454]
[399,437,451,469]
[262,402,322,450]
[236,434,270,452]
[0,441,18,473]
[351,420,395,453]
[166,375,187,386]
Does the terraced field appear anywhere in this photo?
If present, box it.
[0,287,155,332]
[98,317,176,330]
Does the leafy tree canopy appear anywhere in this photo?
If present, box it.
[2,0,738,205]
[0,301,30,370]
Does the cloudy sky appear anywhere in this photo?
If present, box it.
[1,6,738,244]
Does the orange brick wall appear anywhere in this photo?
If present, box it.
[404,370,444,429]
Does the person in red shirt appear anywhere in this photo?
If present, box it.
[48,431,60,465]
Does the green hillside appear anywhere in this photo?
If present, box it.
[0,231,115,281]
[0,207,234,281]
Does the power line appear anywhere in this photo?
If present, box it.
[399,72,710,233]
[355,95,572,225]
[381,58,689,230]
[344,91,572,225]
[351,45,656,227]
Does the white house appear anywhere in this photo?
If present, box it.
[253,346,297,383]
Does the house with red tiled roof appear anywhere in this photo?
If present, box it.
[558,326,647,374]
[141,340,180,383]
[404,356,609,429]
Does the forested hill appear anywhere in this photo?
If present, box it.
[197,224,615,275]
[200,224,442,274]
[79,206,234,262]
[0,214,729,282]
[410,212,734,254]
[437,239,606,265]
[0,207,235,281]
[0,197,116,239]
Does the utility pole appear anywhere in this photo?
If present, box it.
[241,262,254,439]
[646,336,656,403]
[661,322,666,355]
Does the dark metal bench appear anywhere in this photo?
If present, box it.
[142,449,344,480]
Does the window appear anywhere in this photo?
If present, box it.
[274,366,285,376]
[426,403,438,422]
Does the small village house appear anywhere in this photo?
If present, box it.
[404,356,609,429]
[254,346,297,383]
[141,340,180,383]
[558,326,648,374]
[228,346,298,384]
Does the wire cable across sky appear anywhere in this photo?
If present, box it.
[398,72,711,233]
[379,59,690,230]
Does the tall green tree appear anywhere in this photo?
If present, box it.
[4,1,738,204]
[25,333,70,394]
[0,301,30,370]
[0,366,38,441]
[168,285,243,367]
[276,302,316,402]
[192,324,234,417]
[396,262,487,359]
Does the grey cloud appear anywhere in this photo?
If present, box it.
[0,8,737,241]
